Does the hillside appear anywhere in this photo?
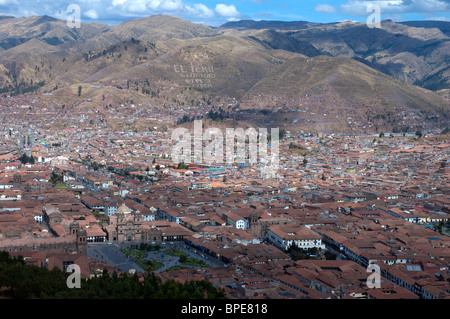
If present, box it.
[0,14,447,134]
[222,19,450,90]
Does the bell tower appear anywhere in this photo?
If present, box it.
[76,228,87,255]
[13,172,22,186]
[249,211,258,227]
[70,221,80,235]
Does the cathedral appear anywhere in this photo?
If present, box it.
[104,203,162,242]
[103,203,192,243]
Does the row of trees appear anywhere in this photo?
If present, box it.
[0,252,225,299]
[0,78,45,96]
[207,107,227,121]
[18,153,35,164]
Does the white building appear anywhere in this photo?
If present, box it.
[105,205,118,216]
[267,225,325,251]
[224,212,246,230]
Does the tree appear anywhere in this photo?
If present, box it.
[0,250,226,299]
[177,162,189,169]
[379,132,385,138]
[415,130,423,138]
[78,85,82,97]
[49,172,63,185]
[18,153,35,164]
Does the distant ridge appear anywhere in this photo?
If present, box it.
[398,20,450,36]
[219,19,321,30]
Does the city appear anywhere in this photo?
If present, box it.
[0,94,448,299]
[0,0,448,307]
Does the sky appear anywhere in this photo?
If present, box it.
[0,0,449,26]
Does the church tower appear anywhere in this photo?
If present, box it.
[70,221,80,235]
[249,211,259,228]
[248,211,262,238]
[13,172,22,186]
[76,228,87,255]
[71,221,86,255]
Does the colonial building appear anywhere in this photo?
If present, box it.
[107,203,144,242]
[0,221,87,255]
[267,224,325,251]
[247,210,295,239]
[103,203,192,243]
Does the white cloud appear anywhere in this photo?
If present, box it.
[315,4,337,13]
[340,0,450,16]
[185,3,214,18]
[427,15,450,20]
[111,0,127,5]
[0,0,245,26]
[0,0,17,4]
[84,9,99,19]
[157,0,184,11]
[215,4,240,17]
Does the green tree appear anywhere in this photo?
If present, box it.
[177,162,189,169]
[18,153,35,164]
[0,252,226,299]
[49,172,63,185]
[78,85,82,97]
[179,254,187,263]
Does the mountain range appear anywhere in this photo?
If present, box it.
[0,14,448,134]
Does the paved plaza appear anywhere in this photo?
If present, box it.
[87,241,225,274]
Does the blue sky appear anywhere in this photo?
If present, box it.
[0,0,449,26]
